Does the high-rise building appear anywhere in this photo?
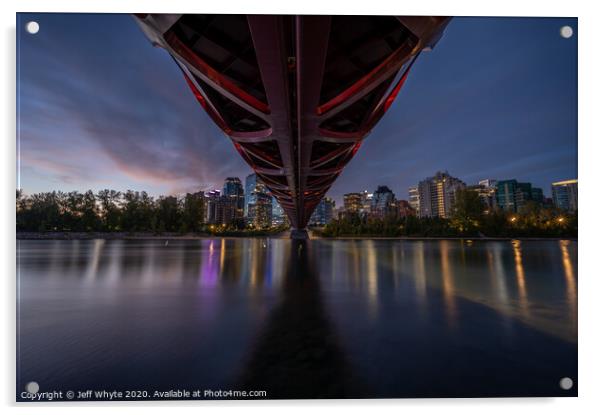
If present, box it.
[205,190,221,224]
[418,171,465,218]
[245,173,272,225]
[496,179,543,213]
[408,186,420,213]
[551,179,578,212]
[249,191,272,228]
[309,197,335,225]
[271,196,286,226]
[244,173,258,218]
[371,185,397,218]
[222,177,245,219]
[343,192,363,215]
[361,190,373,215]
[205,189,239,226]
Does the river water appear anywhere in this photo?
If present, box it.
[16,238,577,399]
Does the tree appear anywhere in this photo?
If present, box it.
[451,189,484,235]
[97,189,122,231]
[181,192,205,232]
[156,196,180,233]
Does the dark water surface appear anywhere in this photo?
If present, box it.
[17,238,577,399]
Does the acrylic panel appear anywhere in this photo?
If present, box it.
[16,13,577,401]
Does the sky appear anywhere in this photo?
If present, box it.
[17,14,577,205]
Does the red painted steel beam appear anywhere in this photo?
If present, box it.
[135,14,450,230]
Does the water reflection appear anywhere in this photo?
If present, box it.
[17,238,577,399]
[413,241,427,306]
[512,240,530,317]
[237,240,360,398]
[560,240,577,333]
[439,240,457,326]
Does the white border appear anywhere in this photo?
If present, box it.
[3,1,601,414]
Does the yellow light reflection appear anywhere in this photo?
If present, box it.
[413,241,427,304]
[220,238,226,272]
[560,240,577,333]
[439,240,457,325]
[365,240,378,318]
[512,240,529,317]
[250,239,259,288]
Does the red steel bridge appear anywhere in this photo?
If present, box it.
[136,14,450,234]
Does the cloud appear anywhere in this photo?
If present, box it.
[18,13,250,195]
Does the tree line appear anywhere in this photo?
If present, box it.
[320,189,577,238]
[16,189,207,233]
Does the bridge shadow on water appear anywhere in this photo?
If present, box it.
[232,239,578,399]
[235,239,366,398]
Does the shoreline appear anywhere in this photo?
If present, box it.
[16,232,577,242]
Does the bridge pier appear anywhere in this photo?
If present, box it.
[290,229,309,240]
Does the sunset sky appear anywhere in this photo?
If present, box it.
[17,14,577,205]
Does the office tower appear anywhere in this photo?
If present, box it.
[408,186,420,213]
[551,179,578,212]
[205,190,221,224]
[343,193,363,214]
[245,173,271,225]
[222,177,245,219]
[271,196,286,226]
[205,189,240,226]
[361,190,373,215]
[496,179,543,213]
[309,197,335,225]
[244,173,258,218]
[418,171,466,218]
[251,191,272,228]
[371,185,397,218]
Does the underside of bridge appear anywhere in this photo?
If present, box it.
[136,14,450,231]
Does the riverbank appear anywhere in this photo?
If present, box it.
[16,231,291,240]
[16,231,576,241]
[312,235,577,241]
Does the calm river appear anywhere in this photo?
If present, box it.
[17,238,577,399]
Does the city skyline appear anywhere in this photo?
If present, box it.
[17,14,577,208]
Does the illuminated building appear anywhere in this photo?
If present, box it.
[343,192,363,214]
[371,185,397,218]
[408,186,420,213]
[362,190,373,216]
[222,177,245,219]
[249,191,272,228]
[205,190,220,224]
[552,179,578,212]
[206,189,238,226]
[271,196,287,226]
[418,171,465,218]
[309,197,335,225]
